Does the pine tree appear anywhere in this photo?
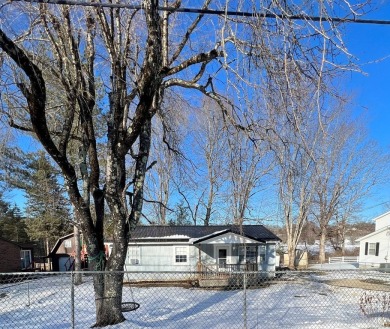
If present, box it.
[0,194,29,243]
[169,201,192,226]
[24,152,72,255]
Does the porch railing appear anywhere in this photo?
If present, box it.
[198,262,257,274]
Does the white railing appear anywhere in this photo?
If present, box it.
[328,256,359,264]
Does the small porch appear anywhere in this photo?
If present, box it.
[191,230,276,288]
[196,260,265,289]
[194,239,267,273]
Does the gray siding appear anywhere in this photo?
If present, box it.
[262,244,276,272]
[125,244,197,272]
[197,244,215,265]
[124,242,278,275]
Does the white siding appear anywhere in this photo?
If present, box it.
[359,229,390,266]
[375,212,390,231]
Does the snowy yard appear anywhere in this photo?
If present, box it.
[0,271,389,328]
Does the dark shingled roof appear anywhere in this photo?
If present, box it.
[129,225,281,243]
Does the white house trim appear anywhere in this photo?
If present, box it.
[372,211,390,231]
[195,232,259,245]
[173,245,189,264]
[214,244,232,266]
[127,241,190,245]
[356,226,390,242]
[357,212,390,267]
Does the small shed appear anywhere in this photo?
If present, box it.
[48,233,89,271]
[282,249,308,269]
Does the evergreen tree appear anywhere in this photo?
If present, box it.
[23,152,72,255]
[0,194,29,243]
[169,201,192,226]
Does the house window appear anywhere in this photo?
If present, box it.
[369,243,376,255]
[365,242,379,256]
[175,246,188,263]
[239,246,257,263]
[126,246,140,265]
[64,239,72,248]
[259,245,266,264]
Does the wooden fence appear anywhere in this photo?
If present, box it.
[328,256,359,264]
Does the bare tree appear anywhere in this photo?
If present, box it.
[144,97,186,224]
[146,144,174,225]
[264,75,322,268]
[191,98,228,225]
[226,129,272,225]
[268,100,386,266]
[0,2,222,325]
[275,136,318,269]
[314,113,388,261]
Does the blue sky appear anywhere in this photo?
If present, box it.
[4,2,390,222]
[342,2,390,219]
[345,5,390,148]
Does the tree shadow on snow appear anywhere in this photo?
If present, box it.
[125,290,240,328]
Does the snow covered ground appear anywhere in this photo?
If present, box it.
[309,263,359,270]
[0,271,389,328]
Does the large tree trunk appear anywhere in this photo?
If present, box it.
[318,226,327,264]
[73,225,82,285]
[93,261,126,326]
[89,213,128,326]
[287,244,296,269]
[204,184,214,226]
[91,274,126,326]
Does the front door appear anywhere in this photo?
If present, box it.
[218,248,227,269]
[20,250,31,270]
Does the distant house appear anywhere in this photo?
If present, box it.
[106,225,281,276]
[48,233,89,271]
[0,237,34,272]
[357,211,390,267]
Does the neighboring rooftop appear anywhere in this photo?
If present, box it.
[129,225,281,243]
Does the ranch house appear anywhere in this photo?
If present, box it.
[50,225,281,278]
[108,225,281,275]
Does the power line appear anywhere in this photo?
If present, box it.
[12,0,390,25]
[364,201,390,211]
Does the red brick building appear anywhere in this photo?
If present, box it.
[0,238,34,272]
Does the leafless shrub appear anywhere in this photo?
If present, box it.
[360,291,390,326]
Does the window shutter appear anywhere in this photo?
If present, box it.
[365,242,368,255]
[375,242,380,256]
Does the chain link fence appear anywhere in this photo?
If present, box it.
[1,269,390,328]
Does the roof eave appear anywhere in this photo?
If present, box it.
[191,229,231,244]
[356,226,389,241]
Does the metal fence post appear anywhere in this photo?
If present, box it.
[26,281,30,307]
[243,271,247,329]
[71,272,75,329]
